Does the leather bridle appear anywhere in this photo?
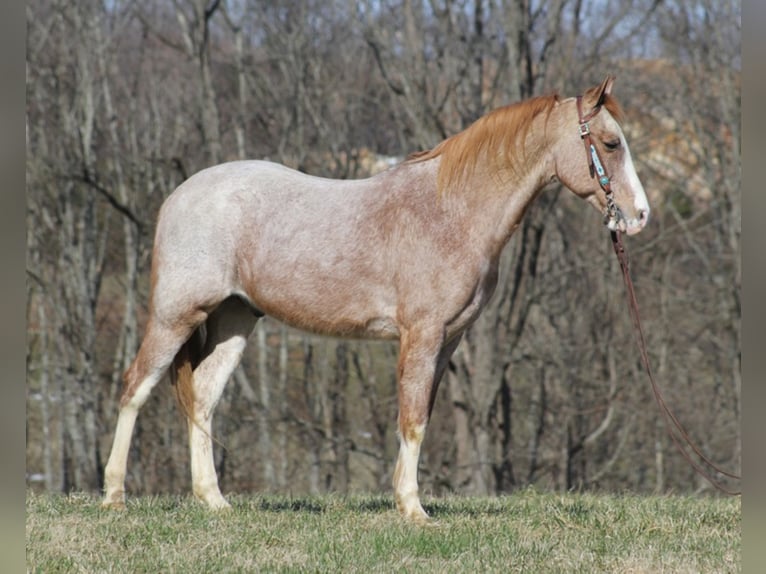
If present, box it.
[576,95,621,228]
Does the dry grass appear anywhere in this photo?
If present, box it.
[26,489,740,573]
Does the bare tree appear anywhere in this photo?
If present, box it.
[26,0,739,498]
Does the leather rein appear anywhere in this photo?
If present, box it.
[576,96,741,495]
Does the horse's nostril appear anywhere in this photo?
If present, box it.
[638,209,649,225]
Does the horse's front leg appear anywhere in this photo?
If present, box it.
[393,325,455,523]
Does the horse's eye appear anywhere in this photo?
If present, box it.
[604,139,621,151]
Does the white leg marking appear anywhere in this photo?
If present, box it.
[102,406,139,508]
[393,423,428,522]
[188,335,248,510]
[102,370,163,509]
[188,415,230,510]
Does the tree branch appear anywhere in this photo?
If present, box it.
[69,170,144,231]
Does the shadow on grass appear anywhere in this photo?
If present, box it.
[252,495,396,515]
[257,497,327,514]
[239,493,515,519]
[349,497,395,513]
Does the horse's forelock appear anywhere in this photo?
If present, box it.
[602,94,624,123]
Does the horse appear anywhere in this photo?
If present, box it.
[102,76,649,522]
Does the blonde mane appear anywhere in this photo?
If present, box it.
[408,93,623,194]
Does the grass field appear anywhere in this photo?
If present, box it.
[26,489,740,573]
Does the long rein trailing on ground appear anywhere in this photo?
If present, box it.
[577,95,741,495]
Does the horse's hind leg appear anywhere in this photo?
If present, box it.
[183,297,257,510]
[102,316,202,509]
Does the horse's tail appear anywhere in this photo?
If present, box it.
[170,327,205,424]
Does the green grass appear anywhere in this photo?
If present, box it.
[26,490,740,573]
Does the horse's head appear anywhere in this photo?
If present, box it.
[551,76,649,236]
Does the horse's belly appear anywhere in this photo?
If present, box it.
[243,280,400,341]
[268,306,400,340]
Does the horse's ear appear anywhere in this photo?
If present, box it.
[584,75,615,110]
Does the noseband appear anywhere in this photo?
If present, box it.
[576,96,621,227]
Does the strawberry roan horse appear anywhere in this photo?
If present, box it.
[102,76,649,521]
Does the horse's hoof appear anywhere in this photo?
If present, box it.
[397,500,431,524]
[212,502,232,513]
[195,491,232,512]
[101,499,127,511]
[409,512,432,526]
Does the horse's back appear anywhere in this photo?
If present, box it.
[167,160,366,203]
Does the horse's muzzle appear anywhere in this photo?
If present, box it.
[606,207,649,235]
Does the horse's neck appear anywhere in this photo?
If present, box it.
[439,142,554,258]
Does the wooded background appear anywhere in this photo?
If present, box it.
[26,0,740,498]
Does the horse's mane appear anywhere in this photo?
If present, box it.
[407,92,623,193]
